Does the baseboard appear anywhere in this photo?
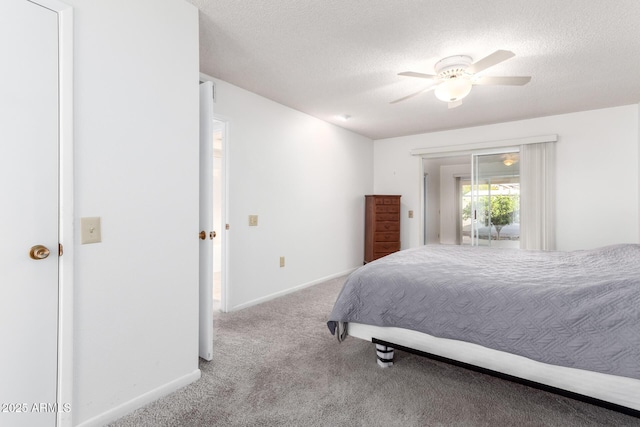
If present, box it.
[230,268,356,312]
[75,369,201,427]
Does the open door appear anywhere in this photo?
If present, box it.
[199,81,214,361]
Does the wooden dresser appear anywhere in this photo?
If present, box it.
[364,195,401,263]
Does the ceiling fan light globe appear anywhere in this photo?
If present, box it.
[435,78,473,102]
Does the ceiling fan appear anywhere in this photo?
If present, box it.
[391,50,531,109]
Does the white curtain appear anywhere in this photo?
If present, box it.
[520,142,556,250]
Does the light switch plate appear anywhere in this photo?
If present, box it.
[249,215,258,226]
[81,217,102,244]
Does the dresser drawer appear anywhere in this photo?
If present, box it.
[375,197,400,205]
[375,213,399,221]
[374,242,400,252]
[375,222,400,232]
[375,205,400,213]
[374,232,399,242]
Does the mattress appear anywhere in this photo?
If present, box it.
[328,244,640,380]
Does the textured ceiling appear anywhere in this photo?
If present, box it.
[187,0,640,140]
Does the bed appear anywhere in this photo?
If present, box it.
[327,244,640,415]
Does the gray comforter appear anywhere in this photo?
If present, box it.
[328,244,640,380]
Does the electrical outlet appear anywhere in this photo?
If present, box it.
[80,217,102,244]
[280,256,285,267]
[408,210,414,218]
[249,215,258,226]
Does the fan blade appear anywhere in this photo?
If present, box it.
[468,50,515,74]
[448,100,463,109]
[473,76,531,86]
[398,71,437,79]
[390,84,437,104]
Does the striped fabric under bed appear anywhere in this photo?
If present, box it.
[376,344,394,368]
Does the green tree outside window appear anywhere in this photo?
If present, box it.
[462,194,519,240]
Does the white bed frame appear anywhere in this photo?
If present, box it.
[348,322,640,414]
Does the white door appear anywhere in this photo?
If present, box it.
[0,1,60,426]
[198,82,215,361]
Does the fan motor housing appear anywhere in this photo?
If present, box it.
[434,55,472,79]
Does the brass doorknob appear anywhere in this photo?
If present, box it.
[199,231,206,240]
[29,245,50,260]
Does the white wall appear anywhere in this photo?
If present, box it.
[375,105,640,251]
[67,1,200,425]
[209,79,373,310]
[373,142,423,249]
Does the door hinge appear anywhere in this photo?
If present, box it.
[225,224,230,230]
[59,243,63,256]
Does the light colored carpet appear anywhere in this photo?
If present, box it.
[111,276,639,426]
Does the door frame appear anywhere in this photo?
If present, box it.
[32,1,74,425]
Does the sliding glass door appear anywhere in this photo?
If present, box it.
[471,155,490,246]
[470,151,520,248]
